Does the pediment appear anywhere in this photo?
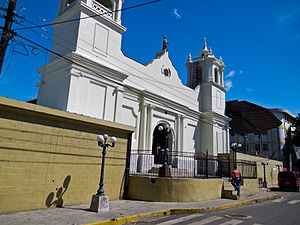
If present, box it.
[145,50,183,86]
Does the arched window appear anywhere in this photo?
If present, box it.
[198,67,203,83]
[220,71,223,86]
[67,0,75,7]
[214,68,219,84]
[96,0,113,9]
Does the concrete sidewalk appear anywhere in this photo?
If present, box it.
[0,191,280,225]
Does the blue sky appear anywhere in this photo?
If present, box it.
[0,0,299,115]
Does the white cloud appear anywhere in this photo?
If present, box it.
[173,9,182,20]
[246,88,252,92]
[225,70,236,78]
[239,70,243,74]
[279,8,299,24]
[279,13,295,23]
[225,80,233,91]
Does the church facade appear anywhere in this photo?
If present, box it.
[36,0,231,165]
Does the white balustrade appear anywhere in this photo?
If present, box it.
[91,0,113,20]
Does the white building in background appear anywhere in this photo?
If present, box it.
[230,108,295,160]
[37,0,230,166]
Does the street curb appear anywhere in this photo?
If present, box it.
[83,194,281,225]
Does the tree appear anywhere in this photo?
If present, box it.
[282,128,297,170]
[291,113,300,170]
[292,113,300,146]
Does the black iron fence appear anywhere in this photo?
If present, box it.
[129,150,257,179]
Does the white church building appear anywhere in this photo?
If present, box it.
[36,0,231,165]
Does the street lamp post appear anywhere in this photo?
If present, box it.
[261,160,269,188]
[289,126,296,171]
[90,134,117,213]
[231,143,242,167]
[276,162,282,172]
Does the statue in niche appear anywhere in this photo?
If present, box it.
[163,36,168,50]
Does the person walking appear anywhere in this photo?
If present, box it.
[231,165,242,196]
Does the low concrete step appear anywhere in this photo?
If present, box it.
[222,178,253,200]
[222,190,256,200]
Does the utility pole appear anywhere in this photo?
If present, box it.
[0,0,17,74]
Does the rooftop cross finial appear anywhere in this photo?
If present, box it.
[163,35,168,50]
[203,37,208,50]
[188,52,192,62]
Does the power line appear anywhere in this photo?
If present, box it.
[21,17,48,33]
[14,32,125,85]
[30,24,226,103]
[14,33,225,130]
[14,0,162,31]
[16,21,49,40]
[1,2,228,132]
[10,27,226,114]
[8,2,228,128]
[12,37,48,55]
[12,27,226,113]
[15,1,49,25]
[9,0,226,104]
[12,20,204,107]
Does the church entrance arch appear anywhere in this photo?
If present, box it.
[152,123,173,165]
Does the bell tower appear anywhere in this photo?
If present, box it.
[186,39,230,156]
[186,39,225,90]
[37,0,127,112]
[49,0,126,62]
[57,0,123,24]
[186,39,226,114]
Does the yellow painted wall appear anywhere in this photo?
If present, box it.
[242,179,259,193]
[0,97,134,214]
[234,152,282,187]
[128,176,223,202]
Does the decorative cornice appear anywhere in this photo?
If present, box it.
[123,87,202,120]
[201,81,227,92]
[70,52,128,81]
[54,1,126,34]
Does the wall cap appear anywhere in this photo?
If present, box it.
[0,97,135,133]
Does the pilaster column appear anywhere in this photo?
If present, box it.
[141,104,147,151]
[226,126,230,153]
[147,105,153,152]
[176,114,181,152]
[112,1,117,21]
[180,115,185,151]
[113,86,123,123]
[115,0,122,24]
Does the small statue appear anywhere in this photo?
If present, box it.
[163,35,168,50]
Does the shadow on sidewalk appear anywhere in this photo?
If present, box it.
[61,206,93,212]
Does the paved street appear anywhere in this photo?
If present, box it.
[0,191,279,225]
[130,191,300,225]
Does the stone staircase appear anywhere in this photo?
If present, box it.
[222,178,255,200]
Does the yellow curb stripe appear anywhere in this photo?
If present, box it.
[83,195,280,225]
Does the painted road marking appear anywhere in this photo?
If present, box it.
[157,214,204,225]
[272,198,284,203]
[219,219,243,225]
[287,200,300,204]
[189,216,222,225]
